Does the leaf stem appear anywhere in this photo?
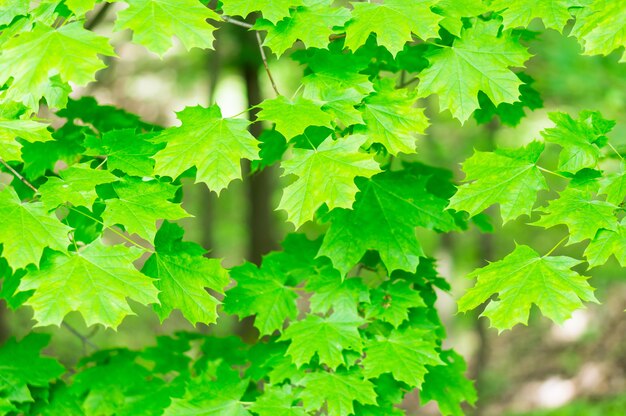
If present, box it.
[607,142,624,161]
[544,235,569,257]
[221,15,254,29]
[537,165,568,179]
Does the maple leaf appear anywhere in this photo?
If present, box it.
[163,364,251,416]
[421,350,477,416]
[84,129,163,176]
[114,0,220,56]
[152,105,259,194]
[571,0,626,61]
[257,96,334,140]
[363,328,442,387]
[278,135,381,228]
[0,0,28,26]
[584,220,626,268]
[0,23,115,109]
[223,262,298,335]
[65,0,97,16]
[306,272,369,315]
[299,371,377,416]
[345,0,442,55]
[489,0,580,32]
[0,118,53,162]
[360,80,429,155]
[250,385,307,416]
[458,245,598,330]
[0,333,64,403]
[255,0,350,57]
[541,111,615,174]
[434,0,489,37]
[39,163,118,211]
[222,0,304,23]
[319,170,456,275]
[533,188,617,244]
[280,310,364,369]
[0,186,71,270]
[448,141,548,222]
[365,280,426,327]
[600,167,626,205]
[142,222,230,326]
[102,178,190,242]
[19,240,159,328]
[418,19,530,123]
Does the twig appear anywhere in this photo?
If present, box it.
[255,31,281,96]
[85,2,112,30]
[221,15,254,29]
[62,322,99,351]
[0,158,154,253]
[0,158,39,194]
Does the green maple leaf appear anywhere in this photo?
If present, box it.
[257,96,334,140]
[0,0,28,26]
[152,105,259,193]
[418,19,530,123]
[222,0,304,23]
[584,220,626,268]
[434,0,489,37]
[102,178,190,242]
[0,117,53,162]
[363,328,442,387]
[307,272,369,315]
[65,0,98,16]
[571,0,626,61]
[489,0,580,31]
[223,262,298,335]
[448,141,548,222]
[345,0,442,55]
[365,280,426,327]
[84,129,163,176]
[250,385,306,416]
[421,350,477,416]
[299,371,377,416]
[360,80,429,155]
[0,23,115,109]
[39,163,118,211]
[600,168,626,205]
[280,310,364,369]
[163,364,250,416]
[458,245,598,330]
[541,111,615,174]
[319,170,456,275]
[533,188,617,244]
[142,222,230,326]
[255,0,350,57]
[19,240,159,328]
[0,333,64,403]
[0,186,71,270]
[114,0,220,56]
[278,135,381,228]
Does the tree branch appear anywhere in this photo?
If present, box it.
[85,2,112,30]
[221,15,253,29]
[255,31,281,96]
[0,158,39,194]
[62,322,99,351]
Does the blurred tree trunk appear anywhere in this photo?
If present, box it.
[240,30,279,265]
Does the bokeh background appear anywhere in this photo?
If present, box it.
[2,3,626,415]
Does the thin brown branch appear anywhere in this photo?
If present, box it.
[0,158,39,194]
[255,31,281,96]
[62,322,99,351]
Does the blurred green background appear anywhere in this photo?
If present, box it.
[2,6,626,416]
